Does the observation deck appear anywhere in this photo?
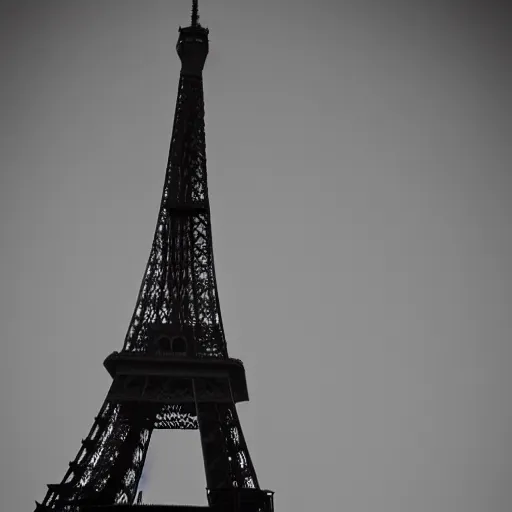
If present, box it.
[104,351,249,405]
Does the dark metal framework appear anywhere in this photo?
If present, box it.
[35,4,273,512]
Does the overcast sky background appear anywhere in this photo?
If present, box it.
[1,1,512,511]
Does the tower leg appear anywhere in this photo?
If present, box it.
[38,401,154,511]
[92,403,155,504]
[194,378,259,490]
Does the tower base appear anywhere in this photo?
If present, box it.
[80,488,274,512]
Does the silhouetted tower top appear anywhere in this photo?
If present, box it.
[177,0,209,76]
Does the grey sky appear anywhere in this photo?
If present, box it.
[1,1,511,511]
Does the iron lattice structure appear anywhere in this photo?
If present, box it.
[35,5,274,512]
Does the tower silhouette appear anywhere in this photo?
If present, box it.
[35,4,274,512]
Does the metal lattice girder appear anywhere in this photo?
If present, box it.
[195,398,259,490]
[38,402,154,511]
[122,71,227,358]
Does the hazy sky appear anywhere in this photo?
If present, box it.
[1,1,512,512]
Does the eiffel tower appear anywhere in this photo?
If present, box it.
[35,3,274,511]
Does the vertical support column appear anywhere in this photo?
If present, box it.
[193,377,260,491]
[91,403,154,505]
[193,378,234,489]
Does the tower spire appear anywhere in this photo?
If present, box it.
[191,0,199,27]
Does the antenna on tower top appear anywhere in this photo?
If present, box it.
[191,0,199,27]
